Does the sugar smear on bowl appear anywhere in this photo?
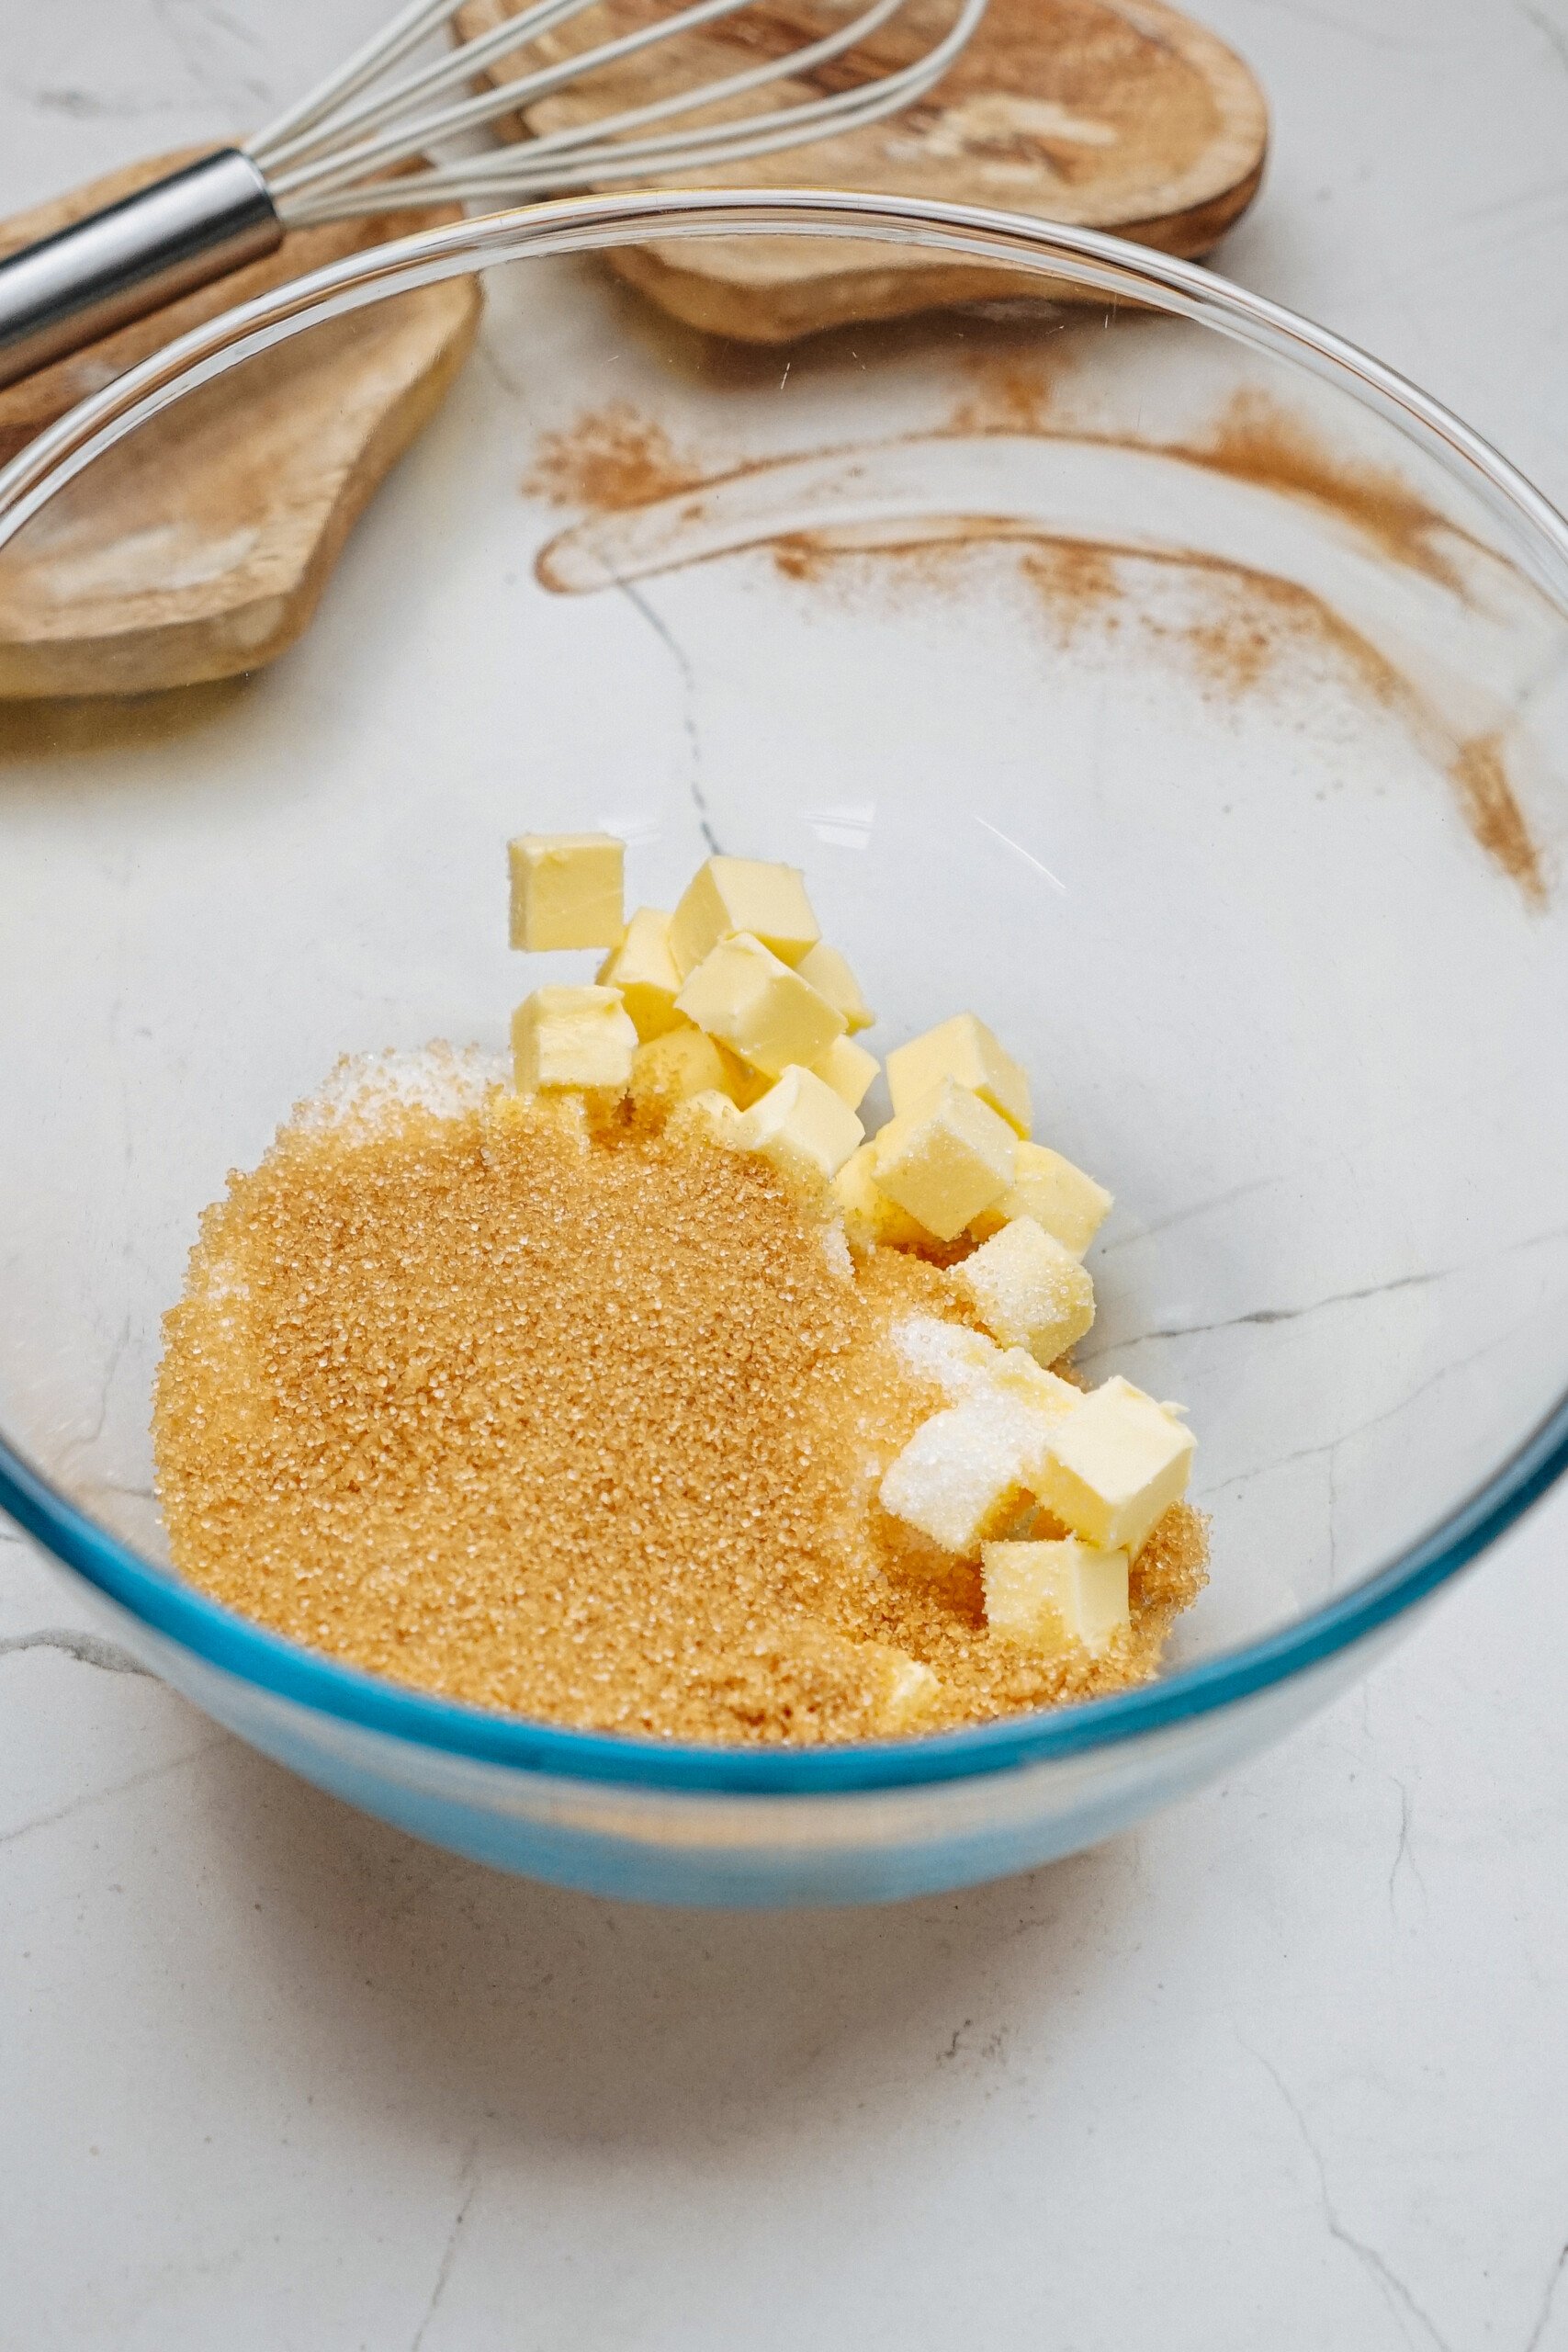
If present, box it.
[152,1046,1206,1745]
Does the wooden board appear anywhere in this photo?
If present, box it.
[455,0,1268,342]
[0,153,481,698]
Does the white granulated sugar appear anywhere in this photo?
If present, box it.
[820,1220,854,1282]
[191,1264,249,1305]
[879,1393,1052,1555]
[292,1043,509,1134]
[893,1311,1004,1399]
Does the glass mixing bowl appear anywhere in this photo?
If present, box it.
[3,190,1567,1906]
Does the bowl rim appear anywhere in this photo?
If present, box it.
[4,185,1568,1798]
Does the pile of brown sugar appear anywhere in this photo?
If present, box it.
[152,1053,1206,1745]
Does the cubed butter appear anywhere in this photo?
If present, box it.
[669,855,819,976]
[873,1077,1016,1243]
[512,985,637,1092]
[734,1064,863,1182]
[508,832,624,951]
[716,1046,773,1109]
[880,1394,1055,1558]
[629,1026,769,1114]
[669,1088,743,1147]
[886,1012,1032,1137]
[981,1536,1130,1657]
[832,1144,932,1251]
[674,932,844,1079]
[796,942,874,1034]
[1037,1375,1195,1556]
[596,907,683,1040]
[954,1214,1095,1364]
[971,1141,1113,1254]
[989,1348,1084,1423]
[629,1023,730,1112]
[877,1654,942,1735]
[811,1034,879,1111]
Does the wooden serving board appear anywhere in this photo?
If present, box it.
[455,0,1268,342]
[0,153,481,699]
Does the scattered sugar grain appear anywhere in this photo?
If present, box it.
[295,1043,509,1135]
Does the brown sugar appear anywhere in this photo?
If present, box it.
[525,379,1549,912]
[945,345,1072,436]
[1450,731,1547,909]
[1019,538,1123,640]
[524,401,712,513]
[1190,388,1468,592]
[152,1057,1206,1744]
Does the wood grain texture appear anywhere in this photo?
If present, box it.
[454,0,1267,341]
[0,153,481,697]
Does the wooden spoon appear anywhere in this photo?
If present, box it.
[454,0,1268,343]
[0,153,480,699]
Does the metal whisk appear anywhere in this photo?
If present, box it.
[0,0,987,390]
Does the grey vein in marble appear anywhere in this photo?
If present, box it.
[408,2142,483,2352]
[0,1629,151,1678]
[0,1735,224,1851]
[615,582,722,855]
[1247,2042,1455,2352]
[1525,2239,1568,2352]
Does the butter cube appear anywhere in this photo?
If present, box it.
[880,1394,1055,1558]
[990,1348,1084,1422]
[630,1025,770,1114]
[596,907,683,1041]
[796,941,874,1034]
[629,1023,730,1112]
[811,1035,879,1111]
[674,933,844,1079]
[735,1064,863,1182]
[716,1046,773,1109]
[669,855,819,976]
[954,1215,1095,1364]
[971,1142,1113,1254]
[512,984,637,1092]
[873,1078,1016,1243]
[886,1012,1031,1137]
[669,1088,743,1147]
[877,1653,942,1735]
[1037,1375,1195,1556]
[981,1536,1130,1656]
[832,1143,932,1251]
[508,832,624,951]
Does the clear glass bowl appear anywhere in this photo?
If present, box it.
[3,190,1567,1906]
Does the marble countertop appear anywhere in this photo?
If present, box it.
[5,1,1568,2344]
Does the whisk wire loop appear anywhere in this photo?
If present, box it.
[255,0,614,175]
[257,0,988,226]
[261,0,773,196]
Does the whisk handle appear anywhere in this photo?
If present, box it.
[0,148,282,392]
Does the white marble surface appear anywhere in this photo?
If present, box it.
[5,0,1568,2343]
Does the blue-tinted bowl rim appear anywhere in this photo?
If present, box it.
[4,186,1568,1796]
[5,1396,1567,1792]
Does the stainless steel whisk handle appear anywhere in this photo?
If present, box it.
[0,148,283,392]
